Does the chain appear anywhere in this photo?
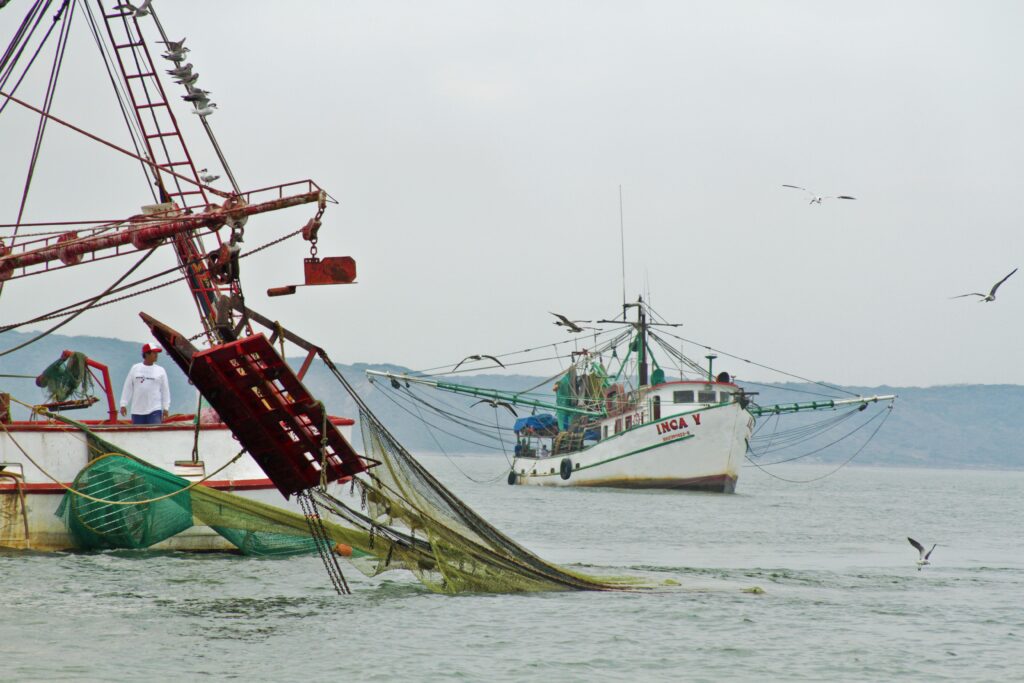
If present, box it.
[298,490,351,595]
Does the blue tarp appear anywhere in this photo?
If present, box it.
[513,413,558,434]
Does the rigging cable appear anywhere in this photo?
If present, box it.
[744,401,894,481]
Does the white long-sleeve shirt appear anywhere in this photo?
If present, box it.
[120,362,171,416]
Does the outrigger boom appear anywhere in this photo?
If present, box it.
[748,394,897,417]
[365,370,604,417]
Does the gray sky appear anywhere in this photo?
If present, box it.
[1,1,1022,387]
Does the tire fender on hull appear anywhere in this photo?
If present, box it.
[559,458,573,480]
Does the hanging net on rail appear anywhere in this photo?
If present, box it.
[36,352,93,403]
[53,428,370,558]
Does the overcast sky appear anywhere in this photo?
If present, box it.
[1,1,1022,387]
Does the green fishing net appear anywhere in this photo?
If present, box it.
[36,352,93,403]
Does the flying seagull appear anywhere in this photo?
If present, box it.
[782,184,856,205]
[191,103,217,117]
[550,312,588,333]
[199,168,219,184]
[908,537,936,570]
[950,268,1017,303]
[452,354,505,371]
[472,399,518,417]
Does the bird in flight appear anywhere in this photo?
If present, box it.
[782,184,856,205]
[908,537,936,570]
[950,268,1017,303]
[452,354,505,372]
[550,312,590,333]
[473,399,518,417]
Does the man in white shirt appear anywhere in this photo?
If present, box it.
[119,343,171,424]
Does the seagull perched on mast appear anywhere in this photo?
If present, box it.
[158,38,187,53]
[191,103,217,117]
[175,72,200,87]
[166,63,193,79]
[908,537,937,570]
[950,268,1017,303]
[452,354,505,371]
[162,46,190,63]
[198,168,219,184]
[182,88,211,106]
[782,184,856,205]
[472,399,518,417]
[113,0,152,17]
[550,312,589,333]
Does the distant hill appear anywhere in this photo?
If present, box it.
[1,331,1021,470]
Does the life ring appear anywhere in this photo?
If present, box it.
[560,458,573,480]
[507,470,517,486]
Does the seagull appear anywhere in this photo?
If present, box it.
[191,103,217,117]
[782,184,856,205]
[550,312,589,333]
[158,38,187,53]
[472,399,518,417]
[182,88,211,105]
[908,537,936,570]
[950,268,1017,303]
[166,63,193,79]
[175,72,200,87]
[198,168,220,184]
[162,47,190,62]
[114,0,152,17]
[452,354,505,372]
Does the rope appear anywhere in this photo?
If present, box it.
[0,246,157,356]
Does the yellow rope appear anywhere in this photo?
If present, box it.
[0,395,247,506]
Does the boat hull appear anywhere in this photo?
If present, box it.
[0,418,353,552]
[509,402,751,493]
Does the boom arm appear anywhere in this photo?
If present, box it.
[365,370,605,418]
[747,394,897,417]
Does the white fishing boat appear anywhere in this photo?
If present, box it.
[368,298,895,493]
[0,1,362,551]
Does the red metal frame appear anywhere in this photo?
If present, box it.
[143,313,373,498]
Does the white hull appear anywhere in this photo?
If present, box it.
[0,419,353,551]
[510,402,752,492]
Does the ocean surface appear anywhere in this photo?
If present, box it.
[2,459,1022,681]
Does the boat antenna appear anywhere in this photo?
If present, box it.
[619,184,627,319]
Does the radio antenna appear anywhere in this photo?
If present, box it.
[619,184,627,317]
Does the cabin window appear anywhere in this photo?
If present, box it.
[614,418,623,434]
[698,391,716,403]
[673,390,694,403]
[653,395,661,420]
[625,415,633,429]
[719,392,732,403]
[603,425,609,439]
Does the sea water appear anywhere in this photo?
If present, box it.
[1,459,1021,681]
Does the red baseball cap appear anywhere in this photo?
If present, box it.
[142,343,163,354]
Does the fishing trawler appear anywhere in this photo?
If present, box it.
[368,298,895,493]
[0,1,363,550]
